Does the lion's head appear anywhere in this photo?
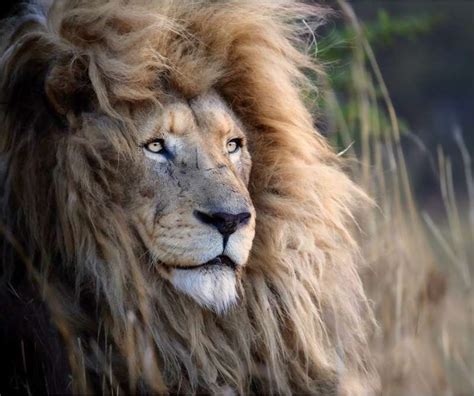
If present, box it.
[0,0,376,394]
[119,91,255,312]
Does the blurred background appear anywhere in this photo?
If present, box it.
[320,0,473,207]
[315,1,474,394]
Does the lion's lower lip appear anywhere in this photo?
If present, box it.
[172,255,237,271]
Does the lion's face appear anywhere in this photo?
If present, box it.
[128,92,255,312]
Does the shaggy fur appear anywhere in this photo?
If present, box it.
[0,0,376,394]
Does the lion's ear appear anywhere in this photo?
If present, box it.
[45,57,94,124]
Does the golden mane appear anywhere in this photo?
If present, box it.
[0,0,376,394]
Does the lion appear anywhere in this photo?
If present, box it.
[0,0,376,394]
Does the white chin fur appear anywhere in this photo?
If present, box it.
[170,266,238,314]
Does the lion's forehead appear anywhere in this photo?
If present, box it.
[162,103,195,136]
[138,94,237,143]
[190,95,235,134]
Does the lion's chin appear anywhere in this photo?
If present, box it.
[170,265,239,314]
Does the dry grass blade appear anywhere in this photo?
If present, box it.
[328,2,474,395]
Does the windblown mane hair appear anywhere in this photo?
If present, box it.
[0,0,376,394]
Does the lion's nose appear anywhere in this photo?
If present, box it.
[194,210,251,236]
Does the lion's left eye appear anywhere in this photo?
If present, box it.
[144,139,165,154]
[226,138,242,154]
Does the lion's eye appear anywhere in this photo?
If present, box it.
[226,138,242,154]
[144,139,165,154]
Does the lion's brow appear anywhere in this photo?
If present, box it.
[165,106,195,136]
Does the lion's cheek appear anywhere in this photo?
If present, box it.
[224,227,255,267]
[150,230,223,266]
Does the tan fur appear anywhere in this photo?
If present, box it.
[0,0,376,394]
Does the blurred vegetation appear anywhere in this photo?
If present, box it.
[314,9,442,148]
[314,3,474,395]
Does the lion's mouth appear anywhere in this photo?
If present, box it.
[170,255,237,271]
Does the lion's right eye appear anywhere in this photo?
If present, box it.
[144,139,165,154]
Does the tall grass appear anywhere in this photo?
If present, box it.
[321,2,474,394]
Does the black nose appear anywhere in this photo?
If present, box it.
[194,210,251,236]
